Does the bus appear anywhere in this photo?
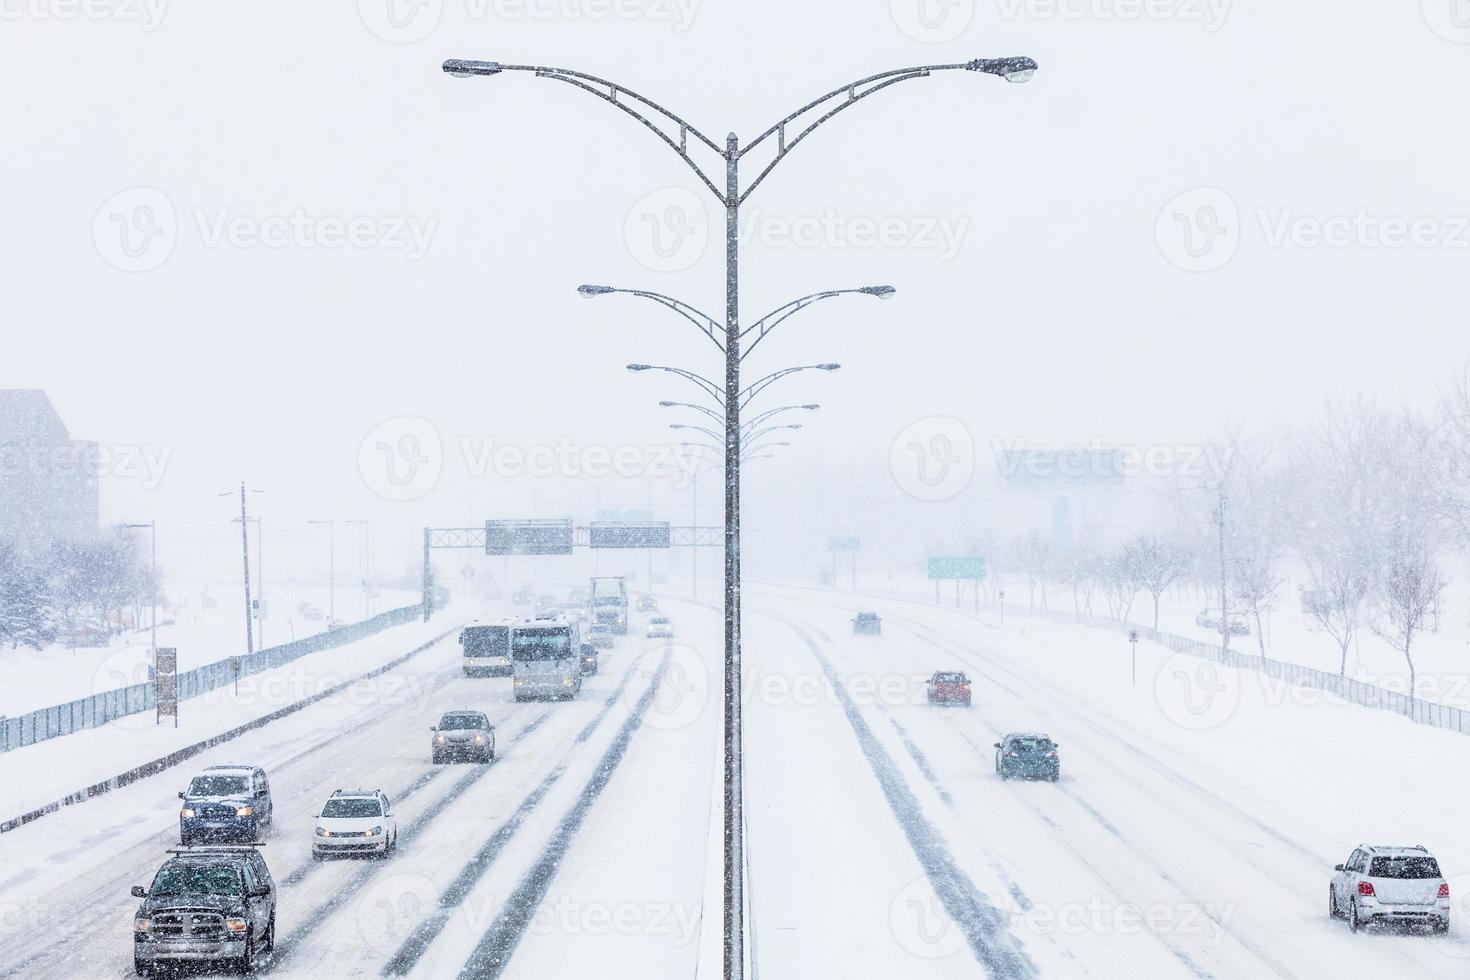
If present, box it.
[460,620,513,677]
[511,620,583,701]
[589,577,629,634]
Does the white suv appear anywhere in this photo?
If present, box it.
[312,789,398,860]
[1329,844,1450,933]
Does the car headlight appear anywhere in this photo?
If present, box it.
[224,917,248,934]
[316,827,330,837]
[236,805,253,817]
[134,917,151,934]
[433,734,446,744]
[369,825,383,836]
[180,808,196,818]
[563,678,575,686]
[514,678,525,686]
[473,733,486,744]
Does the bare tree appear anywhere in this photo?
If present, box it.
[1126,534,1192,631]
[1097,545,1140,621]
[1371,521,1444,698]
[1230,527,1282,659]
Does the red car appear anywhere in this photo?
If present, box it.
[926,671,972,706]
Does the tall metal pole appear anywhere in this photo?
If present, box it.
[422,527,432,622]
[239,483,254,655]
[149,521,157,654]
[1216,492,1229,654]
[722,131,744,980]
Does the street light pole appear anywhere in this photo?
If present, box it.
[443,57,1038,979]
[120,521,157,654]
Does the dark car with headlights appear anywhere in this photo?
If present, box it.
[994,732,1060,782]
[431,710,495,763]
[579,642,600,676]
[178,765,273,845]
[131,846,275,975]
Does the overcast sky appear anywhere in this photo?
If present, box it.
[5,0,1469,581]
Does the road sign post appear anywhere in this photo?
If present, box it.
[156,648,178,728]
[1129,629,1139,685]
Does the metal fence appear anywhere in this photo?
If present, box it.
[0,604,424,754]
[971,599,1470,738]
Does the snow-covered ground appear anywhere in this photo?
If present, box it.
[2,584,1464,978]
[0,577,420,719]
[877,571,1470,710]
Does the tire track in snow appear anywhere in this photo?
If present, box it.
[768,612,1036,980]
[452,646,675,979]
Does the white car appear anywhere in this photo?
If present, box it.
[313,788,398,860]
[1330,844,1450,933]
[587,624,615,649]
[647,616,674,639]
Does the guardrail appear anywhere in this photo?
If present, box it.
[0,603,432,754]
[944,596,1470,738]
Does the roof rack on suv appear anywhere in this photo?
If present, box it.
[167,843,267,855]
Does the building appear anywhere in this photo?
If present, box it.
[0,390,99,546]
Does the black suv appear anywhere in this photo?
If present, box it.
[131,846,276,975]
[994,732,1061,782]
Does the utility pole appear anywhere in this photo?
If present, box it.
[1214,492,1229,654]
[237,484,254,655]
[307,519,336,621]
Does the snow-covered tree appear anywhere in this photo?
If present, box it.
[1126,534,1192,631]
[1370,520,1444,698]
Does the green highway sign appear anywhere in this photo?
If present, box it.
[829,536,861,552]
[928,557,987,581]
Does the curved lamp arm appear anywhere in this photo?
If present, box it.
[740,286,894,362]
[741,404,819,435]
[627,364,725,407]
[739,364,840,411]
[580,285,725,352]
[443,60,729,202]
[736,57,1038,204]
[660,400,726,426]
